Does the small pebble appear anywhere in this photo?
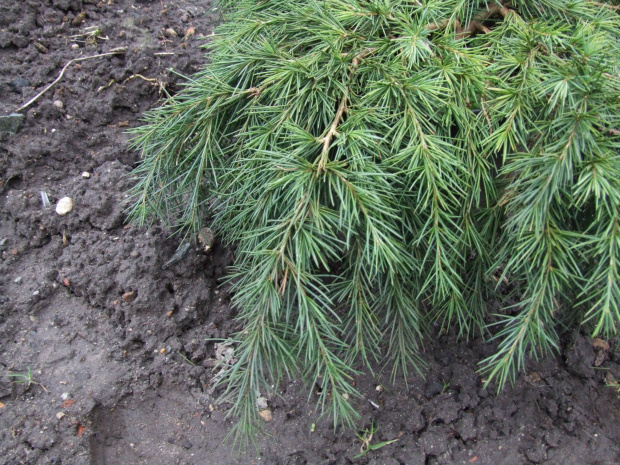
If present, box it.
[122,290,136,302]
[32,290,39,296]
[198,227,214,252]
[14,276,22,283]
[53,100,64,110]
[56,412,65,420]
[593,337,610,352]
[71,43,79,49]
[55,197,74,216]
[258,408,273,422]
[165,28,178,38]
[60,392,70,401]
[81,171,90,178]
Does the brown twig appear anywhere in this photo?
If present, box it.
[123,74,158,84]
[591,1,620,10]
[317,48,375,174]
[481,94,493,134]
[455,3,510,40]
[15,48,127,112]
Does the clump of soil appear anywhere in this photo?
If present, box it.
[1,1,620,464]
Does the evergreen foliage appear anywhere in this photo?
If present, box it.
[128,0,620,444]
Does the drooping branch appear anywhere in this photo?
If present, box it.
[317,48,376,174]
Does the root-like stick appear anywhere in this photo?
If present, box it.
[15,47,127,112]
[123,74,158,84]
[455,3,510,40]
[591,1,620,10]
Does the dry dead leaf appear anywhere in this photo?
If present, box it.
[76,424,86,437]
[61,399,76,408]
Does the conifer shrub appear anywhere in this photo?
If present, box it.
[128,0,620,443]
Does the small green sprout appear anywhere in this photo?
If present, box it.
[354,422,399,459]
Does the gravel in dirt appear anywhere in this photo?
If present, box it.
[1,1,620,464]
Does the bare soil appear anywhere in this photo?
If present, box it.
[1,1,620,464]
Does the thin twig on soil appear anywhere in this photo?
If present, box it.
[123,74,158,84]
[15,47,127,113]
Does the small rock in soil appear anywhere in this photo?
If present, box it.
[593,338,610,352]
[256,396,268,410]
[53,100,64,110]
[82,171,90,178]
[55,197,74,215]
[71,11,86,27]
[594,350,606,367]
[165,28,178,38]
[258,408,273,422]
[0,113,25,134]
[34,41,49,54]
[198,227,214,252]
[122,291,136,302]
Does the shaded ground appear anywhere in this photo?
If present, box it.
[1,1,620,464]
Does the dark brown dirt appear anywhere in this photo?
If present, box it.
[1,1,620,464]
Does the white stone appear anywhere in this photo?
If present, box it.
[55,197,74,216]
[53,100,64,110]
[81,172,90,178]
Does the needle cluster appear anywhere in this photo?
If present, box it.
[128,0,620,444]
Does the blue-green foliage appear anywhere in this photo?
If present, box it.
[129,0,620,444]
